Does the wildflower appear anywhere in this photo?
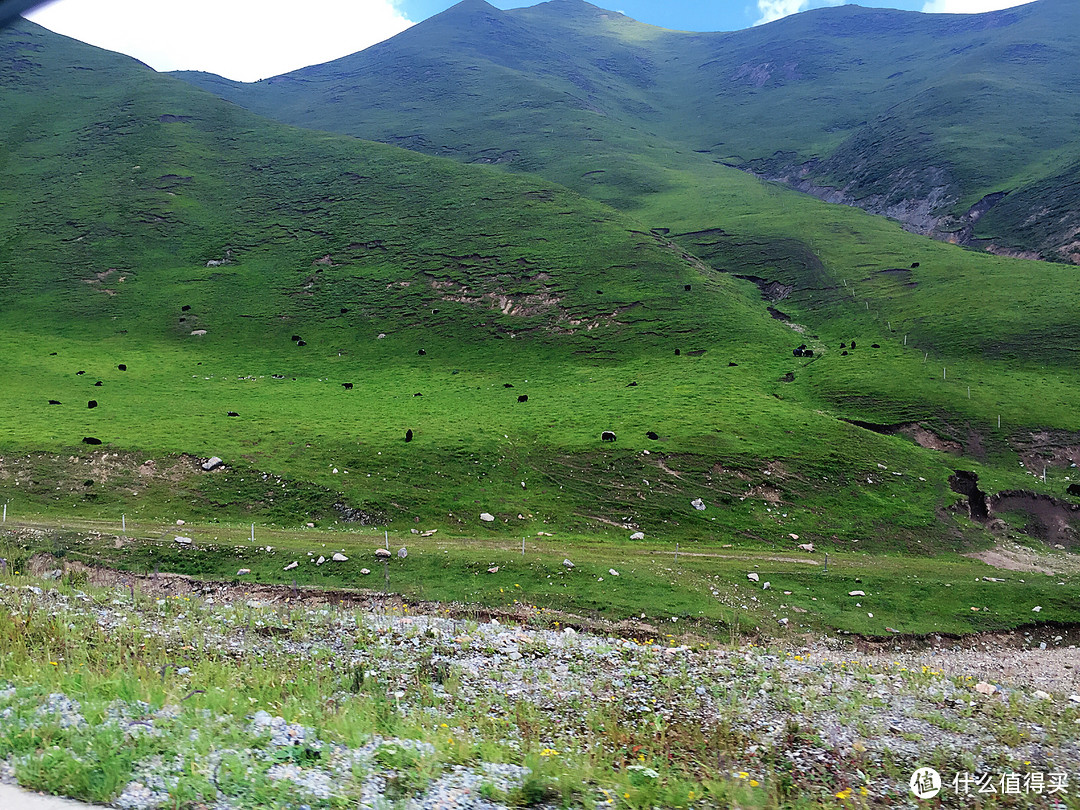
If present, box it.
[750,780,759,787]
[736,772,749,779]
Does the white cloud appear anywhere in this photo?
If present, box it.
[27,0,415,82]
[754,0,844,27]
[921,0,1028,12]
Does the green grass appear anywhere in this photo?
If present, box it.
[4,518,1077,637]
[2,16,1080,637]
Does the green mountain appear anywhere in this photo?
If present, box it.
[177,0,1080,263]
[2,15,1080,620]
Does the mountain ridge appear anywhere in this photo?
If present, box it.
[173,0,1080,263]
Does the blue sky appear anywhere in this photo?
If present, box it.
[27,0,1030,82]
[402,0,1028,32]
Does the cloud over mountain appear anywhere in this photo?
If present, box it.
[28,0,414,81]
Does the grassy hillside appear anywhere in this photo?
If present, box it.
[177,0,1080,262]
[2,18,1080,639]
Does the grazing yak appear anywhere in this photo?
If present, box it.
[342,383,353,390]
[518,395,528,403]
[87,400,97,409]
[405,429,413,442]
[118,364,126,371]
[646,431,659,440]
[601,431,617,442]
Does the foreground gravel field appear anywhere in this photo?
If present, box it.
[1,574,1079,808]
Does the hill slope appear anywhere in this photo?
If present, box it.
[176,0,1080,263]
[2,18,1080,578]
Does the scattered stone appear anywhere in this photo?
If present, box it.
[798,543,815,552]
[747,573,759,582]
[762,582,770,590]
[789,533,799,540]
[630,531,645,540]
[480,512,495,522]
[236,569,251,575]
[562,559,575,569]
[284,561,298,571]
[174,536,192,545]
[691,498,706,511]
[778,617,789,626]
[609,569,620,577]
[488,566,499,574]
[1033,606,1043,612]
[316,556,326,566]
[397,548,407,559]
[975,682,997,696]
[1034,690,1052,700]
[176,520,185,526]
[333,553,348,562]
[201,457,223,471]
[849,590,865,597]
[360,568,370,575]
[375,549,391,558]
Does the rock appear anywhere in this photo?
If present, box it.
[201,456,223,471]
[798,543,815,552]
[375,549,391,558]
[480,512,496,522]
[762,582,770,590]
[420,529,437,537]
[778,617,789,626]
[360,568,370,575]
[397,548,407,559]
[562,559,575,569]
[488,566,499,574]
[982,576,1005,582]
[284,561,298,571]
[316,556,325,565]
[691,498,706,511]
[975,682,996,696]
[1034,690,1052,700]
[306,522,315,528]
[562,627,576,636]
[190,329,207,336]
[849,590,865,596]
[609,569,619,576]
[747,573,759,582]
[175,536,192,545]
[176,519,185,525]
[789,533,799,540]
[885,626,900,634]
[1033,606,1043,612]
[333,553,348,561]
[1069,695,1080,704]
[236,568,251,575]
[630,531,645,540]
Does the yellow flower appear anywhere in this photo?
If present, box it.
[736,772,749,779]
[750,780,759,787]
[860,787,868,796]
